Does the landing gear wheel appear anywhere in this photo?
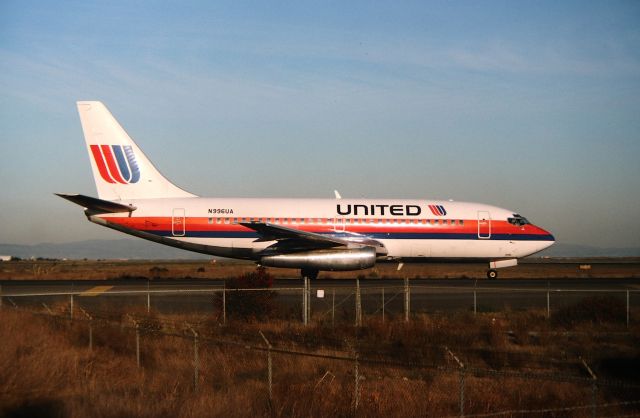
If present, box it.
[487,269,498,280]
[301,268,319,280]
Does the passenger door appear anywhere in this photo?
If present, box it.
[172,208,185,237]
[477,211,491,239]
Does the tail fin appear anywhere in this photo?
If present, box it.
[77,101,196,200]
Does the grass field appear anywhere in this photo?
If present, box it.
[1,258,639,280]
[2,261,639,417]
[1,297,639,417]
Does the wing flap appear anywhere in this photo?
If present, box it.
[240,222,347,246]
[240,222,387,255]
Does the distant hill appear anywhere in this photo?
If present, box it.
[0,239,638,260]
[535,243,639,258]
[0,239,210,260]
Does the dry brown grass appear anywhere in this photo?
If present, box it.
[1,306,639,418]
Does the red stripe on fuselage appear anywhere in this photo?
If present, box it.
[90,145,116,184]
[101,216,551,237]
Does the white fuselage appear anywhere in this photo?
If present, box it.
[91,197,555,262]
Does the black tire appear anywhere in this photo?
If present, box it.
[487,269,498,279]
[301,268,319,280]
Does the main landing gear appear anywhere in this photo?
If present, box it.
[301,268,319,280]
[487,269,498,280]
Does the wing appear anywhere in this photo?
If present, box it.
[240,222,387,255]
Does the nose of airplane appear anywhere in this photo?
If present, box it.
[534,225,555,251]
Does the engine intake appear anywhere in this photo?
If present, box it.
[260,247,376,271]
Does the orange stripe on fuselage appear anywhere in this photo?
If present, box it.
[100,216,548,237]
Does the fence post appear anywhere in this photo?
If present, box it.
[332,288,335,328]
[0,284,3,309]
[581,358,597,418]
[222,284,226,325]
[146,279,151,313]
[355,279,362,327]
[626,290,630,328]
[382,287,385,323]
[135,322,140,368]
[303,278,309,325]
[404,278,410,322]
[81,308,93,351]
[353,353,359,411]
[259,331,273,403]
[473,279,477,315]
[307,279,311,323]
[191,328,199,392]
[446,347,465,418]
[546,290,550,319]
[70,293,74,321]
[460,367,465,417]
[42,303,54,315]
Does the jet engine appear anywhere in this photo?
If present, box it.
[260,247,376,271]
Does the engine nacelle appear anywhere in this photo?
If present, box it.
[260,247,376,271]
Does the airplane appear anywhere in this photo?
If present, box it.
[58,101,555,279]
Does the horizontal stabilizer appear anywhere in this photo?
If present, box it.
[55,193,136,213]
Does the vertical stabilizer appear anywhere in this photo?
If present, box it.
[77,101,196,200]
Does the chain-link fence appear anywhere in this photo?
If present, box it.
[1,280,638,328]
[1,302,639,417]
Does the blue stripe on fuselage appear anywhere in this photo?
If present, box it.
[143,230,555,241]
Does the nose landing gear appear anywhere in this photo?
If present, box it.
[487,259,517,279]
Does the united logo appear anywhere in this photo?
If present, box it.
[428,204,447,216]
[90,144,140,184]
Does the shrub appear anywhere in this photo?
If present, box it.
[552,295,625,327]
[221,267,276,320]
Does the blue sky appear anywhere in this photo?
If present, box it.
[1,1,639,248]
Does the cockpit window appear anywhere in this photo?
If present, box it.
[508,214,530,226]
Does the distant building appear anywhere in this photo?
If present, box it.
[0,255,12,262]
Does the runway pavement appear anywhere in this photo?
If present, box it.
[2,278,639,319]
